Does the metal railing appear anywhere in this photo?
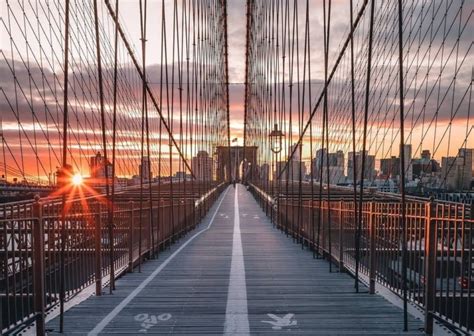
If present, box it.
[249,182,473,334]
[1,182,226,334]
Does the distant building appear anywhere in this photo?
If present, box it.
[274,161,285,180]
[412,149,440,179]
[371,178,398,193]
[441,148,473,190]
[402,144,413,181]
[139,156,152,180]
[90,152,113,185]
[274,161,304,181]
[419,173,442,190]
[287,160,307,181]
[312,148,326,177]
[174,171,187,180]
[347,150,375,183]
[116,177,129,189]
[312,149,345,184]
[421,149,431,161]
[260,163,270,181]
[289,143,302,161]
[191,151,213,181]
[277,143,306,181]
[380,156,400,179]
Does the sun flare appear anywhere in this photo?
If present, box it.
[72,173,83,186]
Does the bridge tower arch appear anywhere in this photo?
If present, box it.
[216,146,257,182]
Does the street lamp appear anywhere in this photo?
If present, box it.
[269,123,284,226]
[269,123,284,154]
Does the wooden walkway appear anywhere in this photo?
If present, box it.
[43,184,423,335]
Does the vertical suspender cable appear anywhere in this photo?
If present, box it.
[59,0,70,332]
[397,0,408,330]
[1,117,6,181]
[324,0,333,272]
[166,0,174,243]
[357,0,375,295]
[94,0,109,296]
[304,0,315,259]
[109,0,119,292]
[349,0,360,292]
[242,0,251,185]
[142,0,154,257]
[138,0,146,272]
[226,0,233,183]
[317,0,329,258]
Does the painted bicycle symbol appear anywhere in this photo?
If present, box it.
[135,313,172,333]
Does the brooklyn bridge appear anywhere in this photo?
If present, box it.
[0,0,472,335]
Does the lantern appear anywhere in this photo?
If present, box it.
[269,123,284,154]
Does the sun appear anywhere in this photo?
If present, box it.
[72,173,83,186]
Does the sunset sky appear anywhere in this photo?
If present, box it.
[1,0,472,182]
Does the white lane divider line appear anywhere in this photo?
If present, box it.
[224,185,250,336]
[88,186,231,336]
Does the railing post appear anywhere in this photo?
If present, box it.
[322,201,326,256]
[194,195,198,224]
[471,200,473,220]
[33,197,45,336]
[369,201,376,294]
[270,195,274,226]
[338,200,344,272]
[95,202,102,296]
[147,200,152,257]
[129,201,134,273]
[0,205,3,333]
[424,200,436,335]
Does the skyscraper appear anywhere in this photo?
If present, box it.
[90,152,113,186]
[290,143,302,161]
[380,156,400,178]
[347,150,375,183]
[402,144,413,181]
[191,151,214,181]
[441,148,473,190]
[312,149,345,184]
[139,156,151,180]
[421,149,431,161]
[286,143,305,181]
[260,163,270,181]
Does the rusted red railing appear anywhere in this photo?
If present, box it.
[0,182,226,335]
[249,182,473,334]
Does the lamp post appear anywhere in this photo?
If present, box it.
[231,138,238,186]
[235,148,239,184]
[269,123,284,225]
